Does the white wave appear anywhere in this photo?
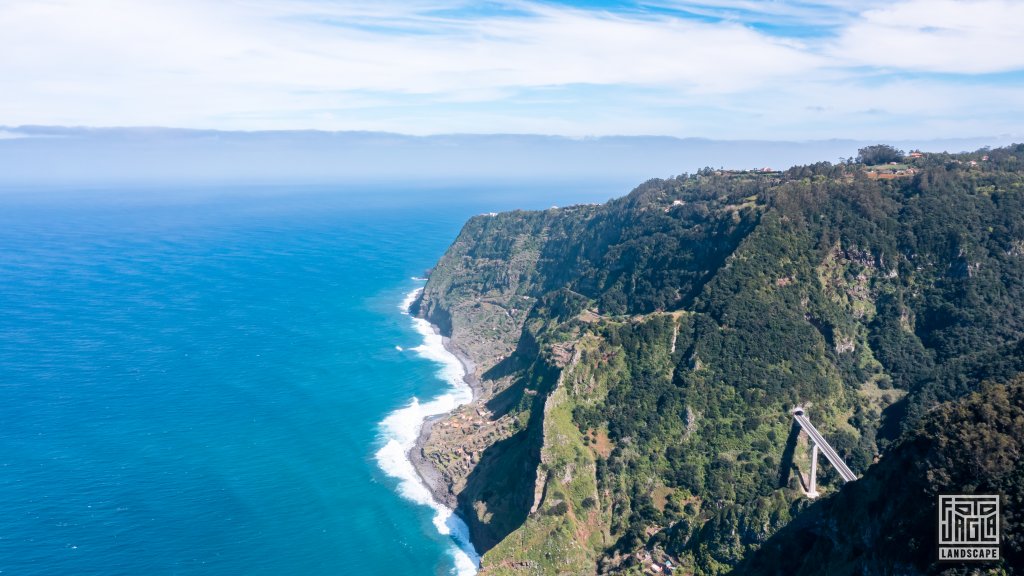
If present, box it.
[375,286,480,575]
[398,287,422,316]
[396,345,404,352]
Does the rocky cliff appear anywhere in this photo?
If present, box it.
[413,145,1024,574]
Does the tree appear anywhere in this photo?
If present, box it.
[856,144,904,165]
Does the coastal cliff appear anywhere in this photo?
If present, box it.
[413,145,1024,575]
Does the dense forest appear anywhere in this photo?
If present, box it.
[416,144,1024,575]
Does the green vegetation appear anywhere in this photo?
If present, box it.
[740,376,1024,574]
[856,144,904,165]
[418,144,1024,574]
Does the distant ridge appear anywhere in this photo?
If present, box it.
[0,126,1016,186]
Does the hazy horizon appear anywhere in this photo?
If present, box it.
[1,125,1016,190]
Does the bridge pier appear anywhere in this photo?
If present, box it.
[808,444,819,499]
[791,407,856,498]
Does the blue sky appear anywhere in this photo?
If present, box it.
[1,0,1022,139]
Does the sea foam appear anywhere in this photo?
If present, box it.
[374,287,480,575]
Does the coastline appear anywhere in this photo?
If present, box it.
[409,328,480,510]
[375,286,481,575]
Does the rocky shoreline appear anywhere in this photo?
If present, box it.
[408,326,481,513]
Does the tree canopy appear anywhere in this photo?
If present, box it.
[856,144,904,164]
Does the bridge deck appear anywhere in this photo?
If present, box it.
[793,413,857,482]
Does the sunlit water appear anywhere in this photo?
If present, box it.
[0,184,615,575]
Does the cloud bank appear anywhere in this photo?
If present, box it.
[0,0,1021,138]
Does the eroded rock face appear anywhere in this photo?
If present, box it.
[412,213,559,552]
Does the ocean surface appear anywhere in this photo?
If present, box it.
[0,184,616,576]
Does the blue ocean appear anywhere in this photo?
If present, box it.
[0,184,616,576]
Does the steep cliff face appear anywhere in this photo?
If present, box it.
[412,209,577,550]
[415,145,1024,574]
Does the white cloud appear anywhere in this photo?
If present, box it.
[0,0,1020,137]
[0,1,820,92]
[833,0,1024,73]
[642,0,886,27]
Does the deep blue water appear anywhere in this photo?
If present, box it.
[0,184,616,576]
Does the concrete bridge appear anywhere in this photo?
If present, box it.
[792,407,856,498]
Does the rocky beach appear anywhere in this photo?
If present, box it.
[409,331,482,511]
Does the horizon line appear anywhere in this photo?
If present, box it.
[3,125,1021,146]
